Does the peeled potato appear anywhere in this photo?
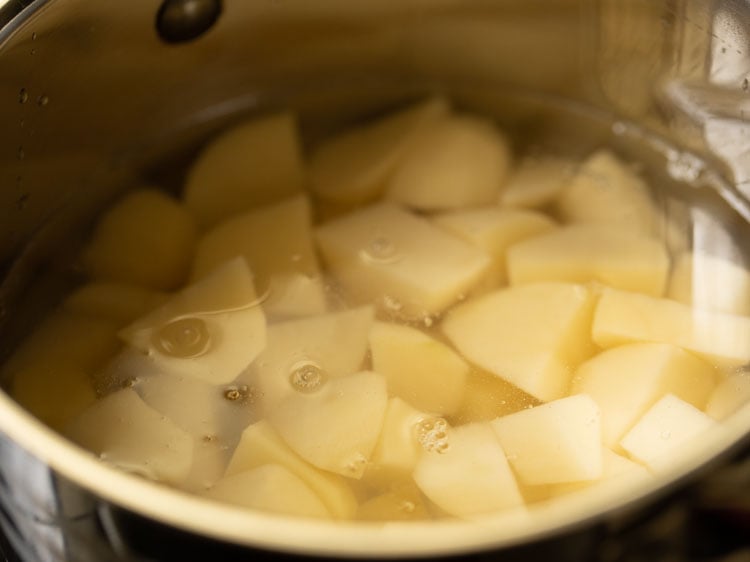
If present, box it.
[705,374,750,420]
[499,156,574,209]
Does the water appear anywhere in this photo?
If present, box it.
[153,317,211,358]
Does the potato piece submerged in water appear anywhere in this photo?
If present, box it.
[83,189,197,291]
[183,112,305,229]
[120,257,266,385]
[706,374,750,420]
[499,156,574,209]
[63,282,168,326]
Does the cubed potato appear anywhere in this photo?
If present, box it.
[449,369,540,425]
[63,282,168,325]
[507,224,669,297]
[191,195,326,319]
[593,288,750,367]
[83,189,197,290]
[227,420,358,520]
[204,465,331,519]
[491,395,603,485]
[548,449,651,497]
[555,150,659,236]
[183,436,231,492]
[442,283,597,402]
[183,112,304,228]
[241,306,374,415]
[120,258,267,385]
[668,252,750,316]
[412,423,524,517]
[309,97,450,205]
[66,388,194,484]
[315,203,491,318]
[356,482,430,522]
[620,394,716,471]
[499,156,574,209]
[705,374,750,420]
[384,115,511,211]
[267,371,388,479]
[432,208,557,287]
[570,343,716,447]
[369,322,469,415]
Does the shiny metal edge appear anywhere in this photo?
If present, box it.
[0,0,50,43]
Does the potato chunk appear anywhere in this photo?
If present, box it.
[63,282,167,325]
[593,287,750,367]
[385,115,511,211]
[499,156,573,208]
[507,224,669,297]
[412,423,523,517]
[549,449,651,497]
[66,388,194,484]
[620,394,716,471]
[192,195,326,319]
[227,421,357,519]
[571,343,716,447]
[204,465,331,519]
[449,369,540,425]
[491,395,603,485]
[369,322,469,415]
[442,283,596,402]
[357,482,430,521]
[705,374,750,420]
[183,112,304,228]
[309,97,450,205]
[268,371,388,479]
[120,258,266,385]
[315,203,490,318]
[83,189,197,290]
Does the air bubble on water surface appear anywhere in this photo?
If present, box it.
[415,417,451,454]
[223,384,252,403]
[289,361,327,394]
[18,88,28,104]
[156,0,222,43]
[360,236,401,265]
[153,317,210,358]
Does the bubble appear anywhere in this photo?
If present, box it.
[611,121,627,136]
[398,500,416,514]
[660,430,672,440]
[415,417,451,454]
[359,236,401,265]
[344,452,367,476]
[36,95,49,107]
[223,384,252,403]
[666,150,704,183]
[382,295,403,312]
[153,317,210,358]
[156,0,222,44]
[743,78,749,92]
[289,361,327,393]
[18,88,28,104]
[16,146,25,160]
[422,315,434,328]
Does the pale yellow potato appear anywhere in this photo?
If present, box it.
[507,224,669,297]
[120,258,266,385]
[442,282,597,402]
[309,97,450,205]
[556,149,659,236]
[227,420,357,520]
[412,423,523,517]
[315,203,491,318]
[385,115,511,211]
[66,388,194,484]
[432,207,556,287]
[356,482,430,522]
[192,194,326,319]
[182,436,231,492]
[183,112,305,228]
[240,306,374,415]
[267,371,388,479]
[705,374,750,420]
[548,449,651,497]
[63,282,168,325]
[499,156,574,208]
[449,369,540,425]
[620,394,716,472]
[668,252,750,316]
[369,322,469,415]
[83,189,197,290]
[491,395,603,486]
[593,287,750,367]
[204,465,331,519]
[571,343,716,447]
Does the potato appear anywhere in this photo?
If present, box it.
[555,150,658,236]
[241,306,374,415]
[120,258,267,385]
[227,420,357,519]
[620,394,716,471]
[412,423,523,517]
[449,369,540,425]
[548,449,651,497]
[507,224,669,297]
[499,156,574,208]
[442,282,597,402]
[309,97,450,205]
[369,322,469,415]
[183,112,304,228]
[571,343,716,447]
[491,395,603,485]
[191,195,326,319]
[63,282,168,325]
[83,189,197,290]
[705,374,750,420]
[356,482,430,522]
[204,465,331,519]
[593,287,750,367]
[432,208,556,287]
[268,371,388,479]
[66,388,194,484]
[315,203,491,318]
[384,115,511,211]
[668,252,750,316]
